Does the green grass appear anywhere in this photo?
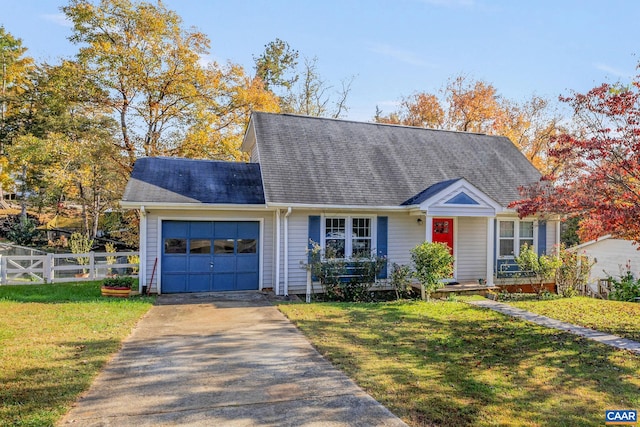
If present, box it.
[0,282,154,426]
[279,300,640,427]
[509,296,640,341]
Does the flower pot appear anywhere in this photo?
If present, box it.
[101,286,132,298]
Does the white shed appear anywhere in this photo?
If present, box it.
[572,236,640,285]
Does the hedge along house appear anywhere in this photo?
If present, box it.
[121,112,560,295]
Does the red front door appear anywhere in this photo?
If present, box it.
[432,218,454,255]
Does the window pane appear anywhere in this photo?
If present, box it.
[352,239,371,258]
[499,240,514,257]
[164,238,187,254]
[434,221,449,234]
[214,239,235,254]
[326,239,345,258]
[352,218,371,238]
[190,239,211,254]
[325,218,346,238]
[237,239,257,254]
[520,221,534,238]
[499,221,514,238]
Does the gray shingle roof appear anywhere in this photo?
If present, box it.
[251,112,541,207]
[122,157,265,204]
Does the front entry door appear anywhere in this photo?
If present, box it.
[432,218,454,282]
[432,218,454,254]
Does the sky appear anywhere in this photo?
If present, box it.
[1,0,639,121]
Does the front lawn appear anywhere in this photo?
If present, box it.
[279,301,640,427]
[509,296,640,341]
[0,282,154,426]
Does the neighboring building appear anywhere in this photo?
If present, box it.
[572,236,640,285]
[120,112,560,295]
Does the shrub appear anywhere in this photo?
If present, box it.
[6,215,41,246]
[555,245,594,297]
[303,240,386,302]
[410,242,454,301]
[102,276,135,289]
[514,243,561,297]
[390,263,414,299]
[608,270,640,302]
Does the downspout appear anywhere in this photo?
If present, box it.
[139,206,147,293]
[284,207,292,296]
[275,209,281,295]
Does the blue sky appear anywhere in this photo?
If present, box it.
[1,0,639,121]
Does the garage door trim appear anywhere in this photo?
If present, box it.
[156,216,264,294]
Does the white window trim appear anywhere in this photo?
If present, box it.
[321,214,377,259]
[497,219,537,259]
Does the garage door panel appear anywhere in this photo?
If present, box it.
[236,255,258,272]
[213,273,235,291]
[236,273,258,290]
[214,222,237,237]
[163,256,187,272]
[190,221,213,236]
[188,256,212,273]
[188,274,211,292]
[164,221,189,237]
[213,256,236,273]
[163,275,187,293]
[237,222,259,237]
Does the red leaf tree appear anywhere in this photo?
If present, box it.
[511,75,640,243]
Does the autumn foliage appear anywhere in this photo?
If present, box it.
[512,76,640,243]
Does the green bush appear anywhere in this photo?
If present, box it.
[608,271,640,302]
[410,242,454,300]
[6,216,41,246]
[303,240,386,302]
[102,276,135,289]
[390,263,415,299]
[515,243,561,297]
[555,245,594,297]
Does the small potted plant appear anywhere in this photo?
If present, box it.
[101,276,135,298]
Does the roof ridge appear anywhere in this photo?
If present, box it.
[252,110,490,136]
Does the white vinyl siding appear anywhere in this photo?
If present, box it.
[387,212,424,268]
[286,210,319,295]
[546,220,558,254]
[456,217,487,281]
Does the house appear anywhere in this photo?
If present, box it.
[571,236,640,286]
[120,112,560,295]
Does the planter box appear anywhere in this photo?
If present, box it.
[101,286,132,298]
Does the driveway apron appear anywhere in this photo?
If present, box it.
[59,292,407,427]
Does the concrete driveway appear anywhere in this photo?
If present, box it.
[59,292,407,426]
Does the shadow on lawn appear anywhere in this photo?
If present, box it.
[289,301,640,427]
[0,338,122,426]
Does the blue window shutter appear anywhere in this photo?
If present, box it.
[377,216,388,279]
[308,216,321,278]
[493,219,497,274]
[538,220,547,256]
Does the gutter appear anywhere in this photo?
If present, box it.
[275,209,281,295]
[284,207,292,296]
[139,206,147,294]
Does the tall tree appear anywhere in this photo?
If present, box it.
[6,61,122,236]
[512,75,640,243]
[63,0,278,170]
[254,40,353,118]
[375,75,562,173]
[0,27,34,201]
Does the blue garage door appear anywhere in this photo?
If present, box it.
[161,221,259,293]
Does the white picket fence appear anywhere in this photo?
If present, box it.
[0,252,139,285]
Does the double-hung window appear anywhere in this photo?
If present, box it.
[498,219,535,258]
[324,216,373,259]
